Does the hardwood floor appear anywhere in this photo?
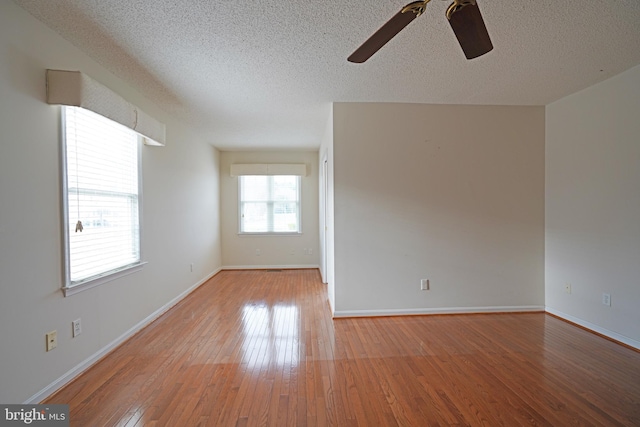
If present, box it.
[45,269,640,426]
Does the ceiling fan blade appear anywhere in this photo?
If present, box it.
[348,2,426,63]
[447,1,493,59]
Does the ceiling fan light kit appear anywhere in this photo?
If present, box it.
[348,0,493,63]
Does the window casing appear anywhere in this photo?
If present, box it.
[62,106,143,295]
[239,175,301,234]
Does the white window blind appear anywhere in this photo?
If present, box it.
[239,175,301,233]
[63,106,141,286]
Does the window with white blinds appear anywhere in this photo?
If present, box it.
[239,175,301,234]
[63,106,142,290]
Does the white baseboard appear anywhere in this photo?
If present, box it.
[24,267,222,404]
[222,264,320,270]
[333,305,544,318]
[545,307,640,350]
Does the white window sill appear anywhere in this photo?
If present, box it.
[237,232,303,236]
[62,262,147,297]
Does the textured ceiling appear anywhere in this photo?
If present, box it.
[14,0,640,150]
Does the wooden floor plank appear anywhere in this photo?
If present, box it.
[44,269,640,426]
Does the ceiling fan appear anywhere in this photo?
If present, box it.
[348,0,493,63]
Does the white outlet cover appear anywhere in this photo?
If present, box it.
[72,319,82,337]
[46,330,58,351]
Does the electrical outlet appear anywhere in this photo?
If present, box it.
[255,249,261,256]
[190,263,194,272]
[564,283,571,294]
[308,248,312,255]
[420,279,430,291]
[602,293,611,306]
[46,330,58,351]
[72,319,82,337]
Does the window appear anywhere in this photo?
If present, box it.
[239,175,301,234]
[62,106,143,294]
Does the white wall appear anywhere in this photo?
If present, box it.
[545,65,640,348]
[332,103,545,316]
[0,1,222,403]
[220,151,319,268]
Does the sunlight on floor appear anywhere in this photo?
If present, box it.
[241,303,300,369]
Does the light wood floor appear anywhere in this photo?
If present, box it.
[45,269,640,426]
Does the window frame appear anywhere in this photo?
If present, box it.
[60,106,146,297]
[237,175,302,235]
